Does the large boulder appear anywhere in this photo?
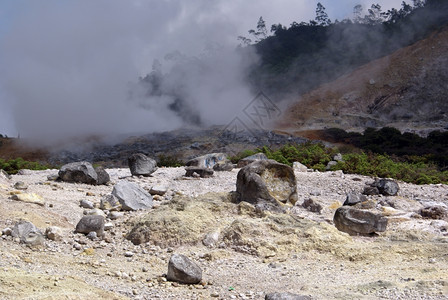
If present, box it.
[186,153,232,171]
[75,215,105,238]
[128,153,157,177]
[237,153,268,168]
[167,254,202,284]
[11,221,45,246]
[236,160,298,207]
[58,161,109,185]
[111,181,153,211]
[333,206,388,235]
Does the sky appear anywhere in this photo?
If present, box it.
[0,0,404,140]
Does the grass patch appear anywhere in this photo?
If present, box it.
[0,157,51,175]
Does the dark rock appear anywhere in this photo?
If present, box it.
[75,215,105,238]
[374,179,399,196]
[167,254,202,284]
[185,167,214,178]
[236,160,297,206]
[58,161,109,185]
[302,198,322,213]
[265,292,311,300]
[111,181,153,211]
[128,153,157,177]
[94,166,110,184]
[420,204,447,220]
[237,153,268,168]
[212,160,234,171]
[344,193,367,206]
[11,221,45,246]
[333,206,388,235]
[186,153,229,169]
[363,186,379,196]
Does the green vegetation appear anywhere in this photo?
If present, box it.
[0,157,50,175]
[232,140,448,185]
[244,0,448,97]
[157,154,184,167]
[322,127,448,169]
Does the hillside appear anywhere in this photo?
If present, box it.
[278,24,448,135]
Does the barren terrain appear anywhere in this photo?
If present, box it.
[1,166,447,299]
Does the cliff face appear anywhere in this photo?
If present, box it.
[280,26,448,135]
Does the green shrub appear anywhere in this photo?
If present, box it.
[330,152,448,184]
[0,157,50,174]
[157,155,184,167]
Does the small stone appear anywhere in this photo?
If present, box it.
[124,251,134,257]
[14,181,28,190]
[167,254,202,284]
[86,231,98,240]
[73,243,82,250]
[2,227,12,236]
[429,258,436,264]
[108,211,124,220]
[75,215,105,238]
[80,199,94,209]
[210,292,220,297]
[104,222,114,231]
[45,226,63,241]
[149,185,168,196]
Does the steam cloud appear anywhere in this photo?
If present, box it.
[0,0,403,142]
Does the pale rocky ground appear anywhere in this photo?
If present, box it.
[1,167,448,299]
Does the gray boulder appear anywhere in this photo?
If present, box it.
[94,166,110,185]
[265,293,311,300]
[333,206,388,235]
[75,215,105,238]
[237,153,268,168]
[59,161,109,185]
[112,181,153,211]
[185,167,214,178]
[128,153,157,177]
[344,193,367,206]
[186,153,229,169]
[236,159,298,207]
[167,254,202,284]
[375,179,399,196]
[11,221,45,246]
